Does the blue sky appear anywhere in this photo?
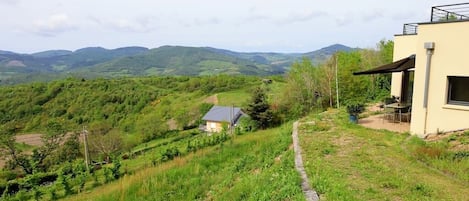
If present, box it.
[0,0,462,53]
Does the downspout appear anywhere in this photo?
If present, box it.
[423,42,435,135]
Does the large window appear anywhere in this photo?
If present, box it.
[447,76,469,106]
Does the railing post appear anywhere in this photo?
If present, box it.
[431,7,435,22]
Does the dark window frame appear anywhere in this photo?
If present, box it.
[447,76,469,106]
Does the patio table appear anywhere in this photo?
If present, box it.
[385,103,411,123]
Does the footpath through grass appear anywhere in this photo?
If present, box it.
[299,109,469,201]
[66,124,305,201]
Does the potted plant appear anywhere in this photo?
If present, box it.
[346,101,365,123]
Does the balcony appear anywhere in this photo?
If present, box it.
[431,3,469,22]
[402,3,469,35]
[403,23,418,35]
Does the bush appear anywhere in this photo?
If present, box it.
[345,101,364,115]
[111,159,121,180]
[0,171,17,182]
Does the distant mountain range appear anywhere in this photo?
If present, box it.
[0,44,354,84]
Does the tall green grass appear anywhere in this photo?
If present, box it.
[66,124,304,201]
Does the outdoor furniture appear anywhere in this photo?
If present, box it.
[385,103,411,123]
[382,106,396,122]
[400,106,412,122]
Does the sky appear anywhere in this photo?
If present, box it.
[0,0,463,53]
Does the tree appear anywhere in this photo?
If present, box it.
[136,113,168,142]
[245,87,273,129]
[0,123,33,174]
[30,120,67,172]
[1,121,68,174]
[319,55,337,108]
[279,58,323,118]
[56,132,81,163]
[88,129,124,162]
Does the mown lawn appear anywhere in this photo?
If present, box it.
[299,109,469,201]
[66,125,305,201]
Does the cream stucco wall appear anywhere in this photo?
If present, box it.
[399,21,469,137]
[206,121,223,132]
[392,35,418,98]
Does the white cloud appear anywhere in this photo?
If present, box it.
[392,11,418,21]
[362,10,385,22]
[335,14,354,27]
[193,17,220,26]
[0,0,19,6]
[275,11,329,25]
[31,13,77,37]
[90,16,157,33]
[244,9,328,26]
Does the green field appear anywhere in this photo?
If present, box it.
[299,110,469,200]
[66,125,304,201]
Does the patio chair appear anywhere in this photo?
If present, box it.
[382,105,396,123]
[401,106,412,122]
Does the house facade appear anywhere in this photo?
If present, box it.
[202,106,244,133]
[391,3,469,137]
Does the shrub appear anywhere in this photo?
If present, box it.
[56,173,72,196]
[111,159,121,180]
[345,101,365,115]
[0,171,17,182]
[103,168,113,184]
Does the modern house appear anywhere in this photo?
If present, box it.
[201,105,245,133]
[356,3,469,137]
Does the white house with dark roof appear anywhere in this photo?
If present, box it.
[201,105,245,133]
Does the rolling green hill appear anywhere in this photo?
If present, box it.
[302,44,354,64]
[0,44,353,85]
[82,46,273,76]
[0,47,149,84]
[0,75,261,133]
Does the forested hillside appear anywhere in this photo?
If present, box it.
[0,75,260,134]
[0,44,352,85]
[83,46,273,76]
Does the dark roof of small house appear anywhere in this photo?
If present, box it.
[202,106,243,123]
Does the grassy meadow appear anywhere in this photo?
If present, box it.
[299,109,469,200]
[65,125,304,201]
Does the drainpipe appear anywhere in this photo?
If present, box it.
[423,42,435,135]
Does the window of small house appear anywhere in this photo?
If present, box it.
[447,76,469,106]
[210,122,216,129]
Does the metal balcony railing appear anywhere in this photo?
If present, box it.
[431,3,469,22]
[402,3,469,35]
[403,23,418,35]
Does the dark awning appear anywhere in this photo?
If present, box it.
[353,54,415,75]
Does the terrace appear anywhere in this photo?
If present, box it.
[357,104,410,133]
[402,3,469,35]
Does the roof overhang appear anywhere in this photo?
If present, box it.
[353,54,415,75]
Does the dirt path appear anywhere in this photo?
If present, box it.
[204,94,218,104]
[15,133,44,146]
[292,121,320,201]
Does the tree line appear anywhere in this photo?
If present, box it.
[273,40,394,119]
[242,40,394,129]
